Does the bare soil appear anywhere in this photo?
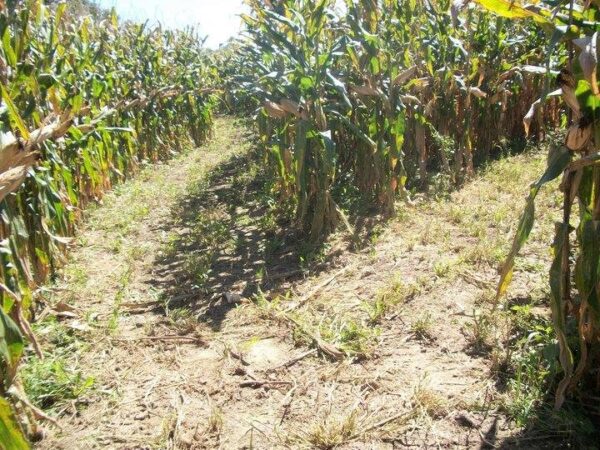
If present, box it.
[33,117,570,449]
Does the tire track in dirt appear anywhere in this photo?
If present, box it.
[36,120,560,449]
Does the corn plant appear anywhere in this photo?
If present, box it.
[479,0,600,410]
[236,0,559,242]
[243,0,344,239]
[0,1,217,444]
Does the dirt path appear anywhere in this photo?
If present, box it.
[32,117,565,449]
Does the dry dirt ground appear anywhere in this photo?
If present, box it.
[29,117,577,449]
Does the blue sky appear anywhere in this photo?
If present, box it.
[96,0,248,48]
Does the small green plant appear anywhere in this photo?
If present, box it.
[363,297,388,325]
[184,253,212,288]
[411,382,448,420]
[463,309,494,353]
[433,259,452,278]
[379,277,420,305]
[411,313,434,341]
[22,357,95,412]
[300,410,359,449]
[166,307,199,334]
[319,317,379,357]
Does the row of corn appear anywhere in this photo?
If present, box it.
[477,0,600,412]
[0,1,217,445]
[232,0,562,241]
[236,0,600,414]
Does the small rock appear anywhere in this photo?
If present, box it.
[134,411,149,421]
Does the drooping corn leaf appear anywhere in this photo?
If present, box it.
[474,0,551,25]
[575,217,600,318]
[496,145,571,300]
[0,307,24,380]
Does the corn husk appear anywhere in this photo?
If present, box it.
[264,100,289,119]
[349,84,380,96]
[392,65,418,87]
[565,122,592,152]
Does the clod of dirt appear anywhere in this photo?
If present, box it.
[245,338,289,369]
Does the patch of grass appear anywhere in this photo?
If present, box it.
[487,304,578,433]
[501,311,558,426]
[154,413,178,450]
[22,357,94,411]
[127,242,152,261]
[411,384,448,419]
[410,312,434,341]
[107,267,131,334]
[319,316,379,358]
[363,277,420,324]
[378,276,422,304]
[463,309,495,354]
[207,405,224,434]
[297,410,359,449]
[433,258,453,278]
[460,236,507,266]
[174,204,236,289]
[448,205,465,225]
[363,296,388,325]
[23,319,94,412]
[419,219,447,246]
[64,264,88,288]
[298,241,331,271]
[166,306,200,335]
[183,251,213,288]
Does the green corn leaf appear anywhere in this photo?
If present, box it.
[549,221,574,410]
[575,218,600,318]
[0,85,30,140]
[496,145,571,301]
[111,7,119,28]
[2,28,17,67]
[332,112,377,150]
[55,2,67,26]
[294,119,308,196]
[0,398,29,450]
[576,80,600,120]
[319,130,336,173]
[263,8,301,34]
[326,71,352,108]
[474,0,551,25]
[0,306,24,380]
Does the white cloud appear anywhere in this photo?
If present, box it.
[95,0,248,48]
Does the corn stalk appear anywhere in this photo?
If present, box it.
[236,0,559,242]
[481,0,600,410]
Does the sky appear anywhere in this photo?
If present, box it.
[96,0,248,49]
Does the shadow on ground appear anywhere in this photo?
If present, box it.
[144,131,339,331]
[481,395,599,449]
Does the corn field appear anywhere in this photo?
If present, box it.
[0,0,217,444]
[236,0,561,240]
[2,0,600,446]
[233,0,600,426]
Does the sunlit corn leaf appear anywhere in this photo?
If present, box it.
[496,145,571,301]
